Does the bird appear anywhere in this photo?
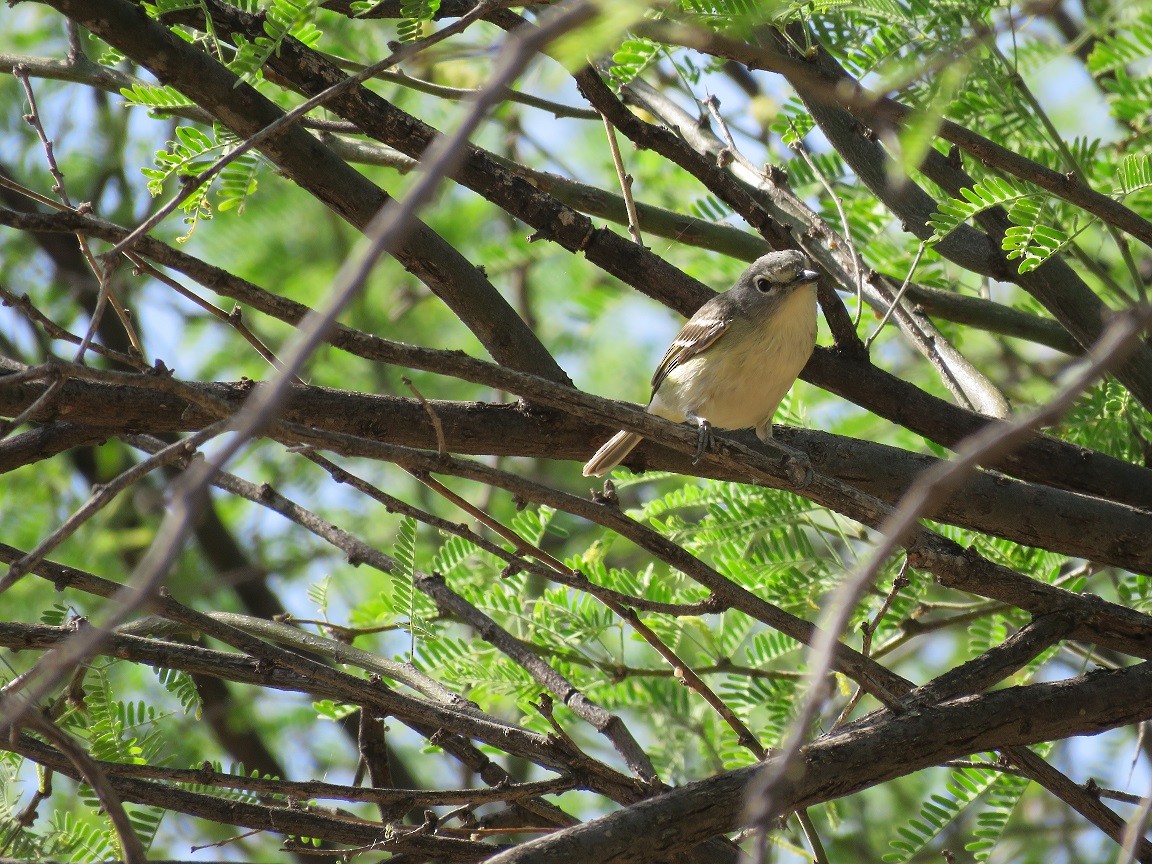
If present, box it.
[582,250,820,478]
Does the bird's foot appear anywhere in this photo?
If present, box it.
[691,418,713,464]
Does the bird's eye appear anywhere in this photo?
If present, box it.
[754,276,773,293]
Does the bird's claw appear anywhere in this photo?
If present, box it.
[691,419,713,464]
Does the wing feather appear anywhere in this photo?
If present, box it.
[649,311,732,396]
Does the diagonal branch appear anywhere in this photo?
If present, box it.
[480,661,1152,863]
[41,0,567,383]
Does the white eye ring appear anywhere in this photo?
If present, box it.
[754,276,773,293]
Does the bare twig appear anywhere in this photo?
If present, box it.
[783,117,864,326]
[12,66,143,360]
[296,449,709,616]
[103,0,510,262]
[126,254,301,383]
[0,419,229,595]
[0,284,149,371]
[866,241,927,349]
[832,559,911,727]
[601,113,644,246]
[0,364,66,441]
[402,377,446,454]
[1120,793,1152,864]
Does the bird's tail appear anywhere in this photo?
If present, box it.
[582,430,643,477]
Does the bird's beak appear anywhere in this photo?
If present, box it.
[798,269,820,284]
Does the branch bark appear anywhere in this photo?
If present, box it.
[37,0,568,384]
[4,360,1151,575]
[483,662,1152,863]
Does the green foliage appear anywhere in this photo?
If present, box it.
[1086,12,1152,76]
[306,572,331,615]
[1117,571,1152,612]
[229,0,323,83]
[927,177,1079,273]
[120,82,194,112]
[80,668,167,766]
[212,125,261,214]
[176,762,283,802]
[926,176,1028,243]
[389,516,436,657]
[153,666,203,719]
[395,0,442,43]
[44,812,119,862]
[633,481,843,618]
[884,769,1004,861]
[143,0,201,14]
[40,602,70,626]
[608,37,662,89]
[6,0,1152,859]
[965,761,1035,861]
[689,194,735,222]
[1117,153,1152,196]
[1060,378,1152,463]
[1000,200,1071,274]
[140,124,261,239]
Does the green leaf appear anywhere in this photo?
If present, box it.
[608,37,661,89]
[926,177,1029,244]
[396,0,441,43]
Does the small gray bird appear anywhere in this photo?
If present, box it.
[582,250,819,477]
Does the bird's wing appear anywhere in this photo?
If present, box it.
[649,310,732,396]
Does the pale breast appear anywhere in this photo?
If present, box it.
[649,285,816,430]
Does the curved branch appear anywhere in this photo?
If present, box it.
[765,26,1152,412]
[40,0,569,384]
[635,19,1152,253]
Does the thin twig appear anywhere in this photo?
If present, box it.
[297,449,716,617]
[0,284,149,371]
[785,117,865,326]
[321,56,600,120]
[125,253,301,383]
[832,558,911,728]
[402,377,446,454]
[0,365,66,441]
[619,605,767,759]
[12,66,144,359]
[1120,792,1152,864]
[102,0,508,262]
[601,113,644,245]
[866,241,926,349]
[796,808,829,864]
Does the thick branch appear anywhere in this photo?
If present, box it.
[3,207,1148,515]
[37,0,568,384]
[0,733,501,861]
[4,362,1152,575]
[483,662,1152,863]
[770,28,1152,411]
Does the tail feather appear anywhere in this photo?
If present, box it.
[582,430,643,477]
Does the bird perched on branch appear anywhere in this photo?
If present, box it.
[582,250,820,477]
